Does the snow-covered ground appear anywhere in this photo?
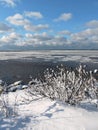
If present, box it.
[0,89,98,130]
[0,50,98,130]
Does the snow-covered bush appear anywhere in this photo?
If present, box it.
[0,93,18,117]
[29,65,98,105]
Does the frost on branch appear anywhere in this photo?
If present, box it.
[29,65,98,105]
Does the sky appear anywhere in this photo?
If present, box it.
[0,0,98,50]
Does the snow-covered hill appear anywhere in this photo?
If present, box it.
[0,89,98,130]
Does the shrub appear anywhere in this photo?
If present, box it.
[29,65,98,105]
[0,93,18,118]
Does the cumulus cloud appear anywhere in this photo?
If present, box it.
[2,13,98,49]
[70,27,98,47]
[0,28,98,49]
[0,23,13,33]
[26,32,53,41]
[22,33,51,46]
[22,33,68,47]
[86,20,98,28]
[58,30,71,35]
[0,0,20,7]
[24,24,49,32]
[6,13,30,26]
[24,11,43,19]
[0,32,22,46]
[6,13,49,32]
[0,32,67,47]
[71,28,98,39]
[54,13,72,22]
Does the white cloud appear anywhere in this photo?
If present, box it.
[86,20,98,28]
[24,11,43,19]
[58,30,71,35]
[0,32,67,47]
[6,13,30,26]
[0,28,98,49]
[0,32,22,46]
[26,32,53,41]
[24,24,49,32]
[9,32,53,46]
[70,28,98,45]
[3,14,98,49]
[71,28,98,38]
[6,13,49,32]
[0,0,20,7]
[91,36,98,43]
[22,33,68,47]
[0,23,13,33]
[54,13,72,22]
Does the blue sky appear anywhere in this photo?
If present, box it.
[0,0,98,50]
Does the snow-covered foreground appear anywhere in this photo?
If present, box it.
[0,90,98,130]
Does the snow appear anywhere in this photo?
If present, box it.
[0,90,98,130]
[13,81,22,86]
[94,69,98,73]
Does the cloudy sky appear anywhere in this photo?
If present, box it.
[0,0,98,50]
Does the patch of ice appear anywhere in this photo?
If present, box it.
[0,50,98,63]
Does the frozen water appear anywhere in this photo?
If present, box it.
[0,50,98,63]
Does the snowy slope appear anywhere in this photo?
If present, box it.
[0,90,98,130]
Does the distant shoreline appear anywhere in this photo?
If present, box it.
[0,49,98,52]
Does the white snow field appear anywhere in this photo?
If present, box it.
[0,89,98,130]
